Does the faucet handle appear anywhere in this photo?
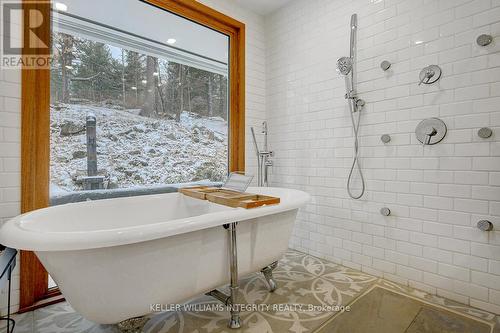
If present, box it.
[422,127,437,145]
[418,67,434,86]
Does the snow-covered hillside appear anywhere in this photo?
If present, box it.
[50,104,228,192]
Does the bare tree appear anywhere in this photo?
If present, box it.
[60,34,74,102]
[207,73,213,117]
[177,63,183,122]
[141,55,157,117]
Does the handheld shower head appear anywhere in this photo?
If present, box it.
[336,56,353,76]
[350,13,357,30]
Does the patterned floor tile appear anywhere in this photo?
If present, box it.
[6,250,377,333]
[143,250,377,333]
[4,250,499,333]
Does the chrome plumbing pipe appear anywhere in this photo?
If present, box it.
[228,222,241,329]
[203,222,241,329]
[250,122,273,187]
[250,127,262,186]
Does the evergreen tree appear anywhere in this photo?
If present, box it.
[50,32,228,121]
[72,40,117,102]
[51,33,75,103]
[124,51,145,107]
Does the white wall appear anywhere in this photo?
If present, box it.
[266,0,500,314]
[0,0,265,315]
[0,11,22,315]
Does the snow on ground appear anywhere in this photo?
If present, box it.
[180,111,227,137]
[50,104,228,192]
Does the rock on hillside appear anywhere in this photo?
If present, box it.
[50,104,228,192]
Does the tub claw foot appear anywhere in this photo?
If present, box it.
[116,316,150,333]
[229,314,241,329]
[261,261,278,292]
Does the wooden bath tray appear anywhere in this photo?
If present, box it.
[179,186,280,209]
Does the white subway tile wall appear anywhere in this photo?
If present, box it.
[266,0,500,314]
[0,11,21,316]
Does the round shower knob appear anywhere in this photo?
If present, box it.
[477,220,493,231]
[381,134,391,143]
[476,34,493,47]
[380,60,391,71]
[478,127,492,139]
[380,207,391,216]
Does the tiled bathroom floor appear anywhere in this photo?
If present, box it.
[317,286,494,333]
[4,250,499,333]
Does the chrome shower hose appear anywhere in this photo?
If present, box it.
[346,100,365,199]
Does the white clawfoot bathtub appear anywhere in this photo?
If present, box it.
[0,187,309,324]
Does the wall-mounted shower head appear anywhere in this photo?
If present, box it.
[336,56,353,76]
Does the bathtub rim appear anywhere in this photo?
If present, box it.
[0,187,309,252]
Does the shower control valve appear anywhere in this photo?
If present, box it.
[418,65,442,86]
[416,118,447,146]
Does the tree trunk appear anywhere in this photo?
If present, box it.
[207,74,213,117]
[155,62,166,116]
[176,64,183,122]
[141,55,156,117]
[61,35,74,103]
[121,50,126,106]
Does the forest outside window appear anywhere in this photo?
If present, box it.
[49,3,230,200]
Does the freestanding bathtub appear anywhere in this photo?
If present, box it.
[0,187,309,324]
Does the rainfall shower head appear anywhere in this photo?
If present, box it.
[336,56,353,76]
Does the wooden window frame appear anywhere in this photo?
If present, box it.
[20,0,245,312]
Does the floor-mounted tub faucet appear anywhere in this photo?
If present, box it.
[251,122,273,187]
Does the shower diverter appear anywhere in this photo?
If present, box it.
[415,118,447,145]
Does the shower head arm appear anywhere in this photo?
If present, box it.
[349,14,358,59]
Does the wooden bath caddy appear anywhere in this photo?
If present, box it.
[179,186,280,209]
